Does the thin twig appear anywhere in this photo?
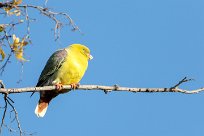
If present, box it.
[16,4,81,39]
[6,97,23,136]
[0,94,8,135]
[0,94,25,136]
[0,50,13,75]
[171,77,194,89]
[0,80,5,88]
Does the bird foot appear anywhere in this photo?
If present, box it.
[70,83,79,90]
[55,83,63,90]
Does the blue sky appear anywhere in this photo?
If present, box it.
[1,0,204,136]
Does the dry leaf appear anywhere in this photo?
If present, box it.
[0,25,5,32]
[13,10,21,16]
[15,47,28,62]
[0,48,6,62]
[21,38,28,46]
[4,7,12,14]
[11,35,29,61]
[13,0,22,5]
[12,34,20,50]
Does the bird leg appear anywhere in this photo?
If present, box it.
[55,83,63,90]
[70,83,79,90]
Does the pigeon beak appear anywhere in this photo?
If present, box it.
[89,54,93,60]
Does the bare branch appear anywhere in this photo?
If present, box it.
[0,2,81,40]
[0,77,202,135]
[0,78,202,95]
[0,82,24,136]
[18,4,81,39]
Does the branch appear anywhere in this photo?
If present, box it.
[0,77,202,135]
[0,2,81,40]
[0,85,203,94]
[0,81,24,136]
[0,78,203,95]
[17,4,81,40]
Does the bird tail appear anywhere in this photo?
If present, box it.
[35,91,59,117]
[35,98,51,118]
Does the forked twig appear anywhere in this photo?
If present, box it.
[0,80,24,136]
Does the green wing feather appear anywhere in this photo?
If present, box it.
[36,49,68,87]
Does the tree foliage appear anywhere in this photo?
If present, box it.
[0,0,80,74]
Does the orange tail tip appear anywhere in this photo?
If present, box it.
[35,102,48,117]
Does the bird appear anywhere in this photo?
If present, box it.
[34,44,93,117]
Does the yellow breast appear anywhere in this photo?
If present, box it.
[53,49,88,85]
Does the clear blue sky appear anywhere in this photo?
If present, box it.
[1,0,204,135]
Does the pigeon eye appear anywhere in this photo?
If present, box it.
[83,48,87,52]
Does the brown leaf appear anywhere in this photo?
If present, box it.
[0,48,6,62]
[15,47,29,62]
[0,25,5,32]
[13,0,22,5]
